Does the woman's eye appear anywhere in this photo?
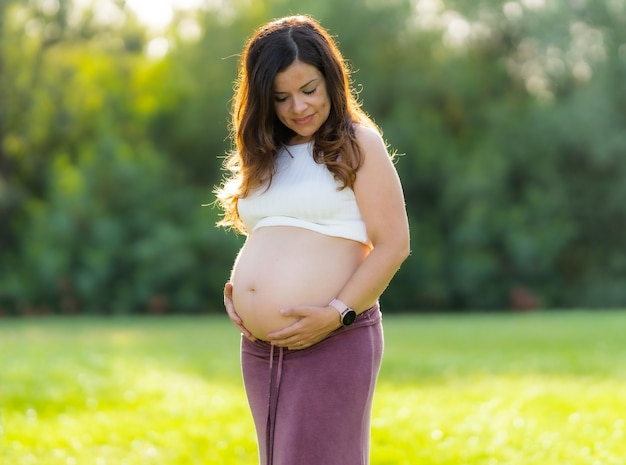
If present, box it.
[274,88,316,102]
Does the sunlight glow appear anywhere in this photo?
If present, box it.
[413,0,444,29]
[40,0,61,16]
[146,37,170,60]
[443,14,471,48]
[521,0,546,9]
[71,0,205,58]
[126,0,174,29]
[126,0,205,29]
[72,0,205,30]
[412,1,492,48]
[503,2,524,20]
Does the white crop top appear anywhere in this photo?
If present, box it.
[237,142,371,247]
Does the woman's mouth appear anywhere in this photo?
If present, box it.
[293,115,314,125]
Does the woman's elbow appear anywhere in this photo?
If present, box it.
[396,235,411,264]
[384,232,411,267]
[370,226,411,265]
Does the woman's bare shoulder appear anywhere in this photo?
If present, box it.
[354,122,382,141]
[353,123,389,159]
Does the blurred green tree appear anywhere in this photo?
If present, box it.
[1,0,625,314]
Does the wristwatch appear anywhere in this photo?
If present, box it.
[329,298,357,326]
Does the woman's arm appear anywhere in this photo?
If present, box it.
[268,126,410,349]
[331,125,411,311]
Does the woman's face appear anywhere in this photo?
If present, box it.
[273,60,331,145]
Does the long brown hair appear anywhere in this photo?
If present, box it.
[215,15,374,233]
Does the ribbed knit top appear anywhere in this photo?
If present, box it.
[237,142,371,247]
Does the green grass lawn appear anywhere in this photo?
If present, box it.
[1,310,625,464]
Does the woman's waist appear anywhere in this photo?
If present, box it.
[242,302,382,355]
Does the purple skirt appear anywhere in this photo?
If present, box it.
[241,303,384,465]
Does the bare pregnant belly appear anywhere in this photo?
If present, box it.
[230,227,369,341]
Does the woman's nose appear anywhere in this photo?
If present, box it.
[292,95,307,113]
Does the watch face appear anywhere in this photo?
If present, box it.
[343,310,357,326]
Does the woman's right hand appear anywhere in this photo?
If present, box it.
[224,282,257,342]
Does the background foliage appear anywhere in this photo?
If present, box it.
[1,0,625,314]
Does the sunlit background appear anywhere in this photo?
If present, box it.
[1,0,626,316]
[1,2,626,464]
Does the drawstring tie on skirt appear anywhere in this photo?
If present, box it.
[266,344,284,465]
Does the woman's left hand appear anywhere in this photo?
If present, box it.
[268,305,342,350]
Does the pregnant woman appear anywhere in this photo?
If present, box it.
[215,15,410,465]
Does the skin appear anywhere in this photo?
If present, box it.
[224,60,410,350]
